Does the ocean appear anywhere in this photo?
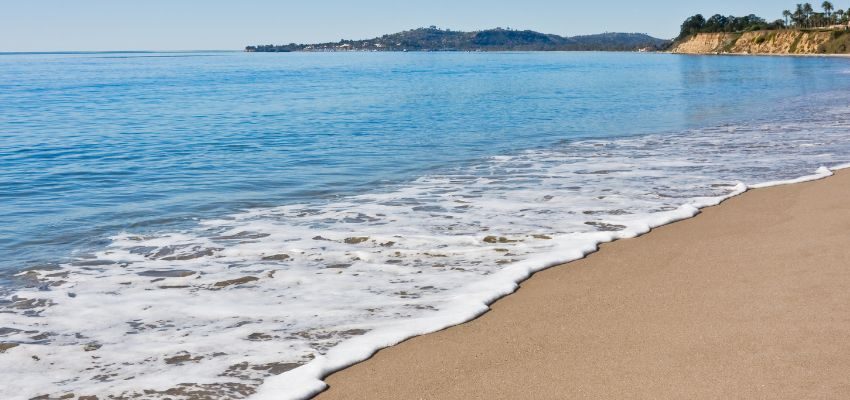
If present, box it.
[1,51,849,399]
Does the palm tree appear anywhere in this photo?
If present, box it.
[795,4,806,27]
[822,1,834,24]
[783,10,793,27]
[804,3,814,27]
[836,9,846,24]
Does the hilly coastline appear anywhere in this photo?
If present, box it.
[246,27,671,52]
[670,5,850,55]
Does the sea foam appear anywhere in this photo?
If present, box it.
[2,114,850,399]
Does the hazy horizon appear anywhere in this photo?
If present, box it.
[1,0,790,52]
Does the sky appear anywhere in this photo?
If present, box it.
[1,0,803,52]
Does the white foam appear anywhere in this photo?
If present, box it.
[748,166,833,188]
[254,185,752,400]
[2,114,850,399]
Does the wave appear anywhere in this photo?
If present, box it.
[258,164,850,400]
[2,114,850,399]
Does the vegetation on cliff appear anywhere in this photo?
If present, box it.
[677,2,850,41]
[246,27,670,52]
[672,30,850,54]
[673,2,850,54]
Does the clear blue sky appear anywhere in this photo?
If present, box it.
[0,0,810,51]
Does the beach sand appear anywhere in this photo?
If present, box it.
[316,169,850,399]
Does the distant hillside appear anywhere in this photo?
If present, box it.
[246,27,671,52]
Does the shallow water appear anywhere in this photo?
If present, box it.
[1,52,849,399]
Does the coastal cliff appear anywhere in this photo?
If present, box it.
[672,30,850,55]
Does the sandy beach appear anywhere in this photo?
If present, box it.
[317,169,850,399]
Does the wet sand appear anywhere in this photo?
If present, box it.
[317,169,850,399]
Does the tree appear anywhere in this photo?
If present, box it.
[794,4,805,28]
[804,3,814,27]
[678,14,706,39]
[822,1,834,23]
[836,9,847,23]
[675,3,849,37]
[705,14,730,32]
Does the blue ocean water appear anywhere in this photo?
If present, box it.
[2,52,850,399]
[1,51,846,277]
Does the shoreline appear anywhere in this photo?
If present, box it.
[248,49,850,57]
[668,51,850,58]
[244,48,850,57]
[301,166,850,399]
[7,53,850,399]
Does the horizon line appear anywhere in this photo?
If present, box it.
[0,49,241,55]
